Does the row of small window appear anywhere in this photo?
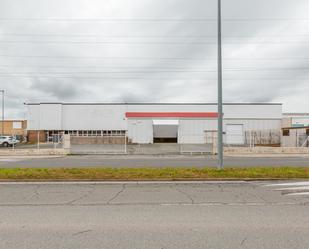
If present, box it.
[46,130,126,137]
[47,130,126,136]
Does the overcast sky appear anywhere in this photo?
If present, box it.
[1,0,309,118]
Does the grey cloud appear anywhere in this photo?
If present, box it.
[1,0,309,118]
[30,78,87,99]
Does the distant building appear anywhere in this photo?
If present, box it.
[281,113,309,147]
[25,102,282,145]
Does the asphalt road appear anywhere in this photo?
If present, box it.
[0,181,308,249]
[0,155,309,168]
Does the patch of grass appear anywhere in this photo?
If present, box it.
[0,167,308,180]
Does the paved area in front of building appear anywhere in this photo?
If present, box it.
[1,143,213,154]
[0,154,309,168]
[0,181,308,249]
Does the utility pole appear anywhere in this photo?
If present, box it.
[217,0,224,169]
[0,90,4,136]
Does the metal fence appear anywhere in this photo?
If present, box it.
[244,130,281,147]
[179,131,216,154]
[282,133,309,147]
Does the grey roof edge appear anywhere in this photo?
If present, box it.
[283,113,309,116]
[282,126,309,130]
[24,102,283,106]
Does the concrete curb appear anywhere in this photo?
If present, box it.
[0,178,308,183]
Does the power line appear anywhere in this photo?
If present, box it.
[0,70,217,74]
[0,40,218,45]
[0,33,217,38]
[0,54,211,60]
[2,54,309,61]
[0,74,307,80]
[0,18,214,22]
[2,33,309,38]
[2,40,309,45]
[1,68,309,73]
[0,75,216,79]
[1,65,309,71]
[1,17,309,22]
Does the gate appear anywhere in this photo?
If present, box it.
[179,131,216,155]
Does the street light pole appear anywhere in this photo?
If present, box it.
[217,0,224,169]
[0,90,4,136]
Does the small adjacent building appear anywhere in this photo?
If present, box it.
[0,120,27,140]
[282,113,309,147]
[25,102,282,145]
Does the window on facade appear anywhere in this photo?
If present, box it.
[283,129,290,136]
[306,129,309,136]
[13,121,22,129]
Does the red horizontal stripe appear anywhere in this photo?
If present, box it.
[125,112,218,118]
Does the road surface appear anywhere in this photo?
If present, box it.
[0,181,308,249]
[0,154,309,168]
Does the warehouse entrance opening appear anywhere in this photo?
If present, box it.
[153,120,178,143]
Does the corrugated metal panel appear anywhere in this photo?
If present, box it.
[26,103,282,131]
[39,104,62,130]
[127,119,153,143]
[226,124,244,144]
[26,105,40,130]
[126,112,218,118]
[178,119,217,144]
[223,119,281,131]
[62,105,127,130]
[153,125,178,138]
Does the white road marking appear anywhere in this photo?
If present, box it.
[264,181,309,197]
[276,186,309,191]
[286,192,309,196]
[265,181,309,187]
[0,158,23,162]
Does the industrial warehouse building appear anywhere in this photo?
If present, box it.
[26,103,282,146]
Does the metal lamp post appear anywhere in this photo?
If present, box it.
[0,90,4,136]
[217,0,224,169]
